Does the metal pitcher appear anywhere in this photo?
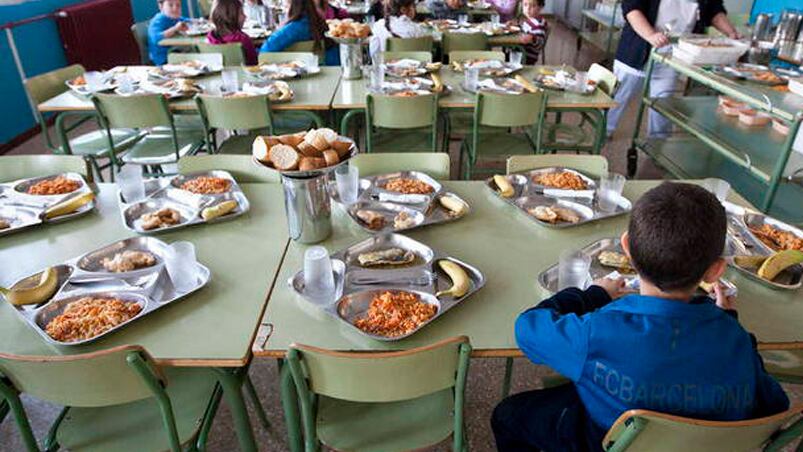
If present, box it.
[282,174,332,243]
[751,13,773,42]
[339,43,363,80]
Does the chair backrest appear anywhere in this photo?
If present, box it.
[506,155,609,178]
[92,93,173,129]
[381,51,433,63]
[476,91,546,128]
[167,52,224,66]
[442,32,488,56]
[759,350,803,384]
[195,94,273,131]
[284,40,317,52]
[0,346,163,407]
[603,406,803,452]
[131,21,152,65]
[367,93,439,130]
[0,155,90,183]
[258,51,318,66]
[386,35,434,52]
[25,64,85,108]
[287,336,470,403]
[198,0,213,16]
[449,50,505,64]
[197,42,244,66]
[351,153,450,179]
[178,155,279,182]
[588,63,618,97]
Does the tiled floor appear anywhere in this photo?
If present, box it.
[2,19,801,452]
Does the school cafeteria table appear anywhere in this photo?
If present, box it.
[252,179,803,451]
[0,183,289,452]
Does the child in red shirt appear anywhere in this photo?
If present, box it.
[207,0,258,65]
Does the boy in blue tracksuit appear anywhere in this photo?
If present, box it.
[148,0,189,65]
[492,182,789,452]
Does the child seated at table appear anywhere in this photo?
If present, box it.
[425,0,466,21]
[207,0,258,65]
[369,0,431,58]
[517,0,547,64]
[148,0,189,65]
[492,182,789,452]
[260,0,340,65]
[314,0,349,20]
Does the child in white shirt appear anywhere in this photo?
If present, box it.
[369,0,431,58]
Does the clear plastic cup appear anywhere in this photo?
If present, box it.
[308,55,319,72]
[465,67,480,91]
[702,178,731,203]
[304,246,335,303]
[458,14,469,26]
[597,171,626,213]
[370,65,385,90]
[117,74,136,94]
[117,164,145,204]
[335,164,360,204]
[558,249,591,291]
[509,51,523,66]
[84,71,105,91]
[164,241,198,293]
[491,13,500,26]
[221,69,239,93]
[371,51,383,68]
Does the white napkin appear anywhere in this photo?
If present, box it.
[543,188,596,199]
[470,59,503,69]
[376,193,430,204]
[242,82,275,95]
[387,59,421,68]
[604,271,640,291]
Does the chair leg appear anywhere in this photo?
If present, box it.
[44,406,70,452]
[501,357,514,398]
[244,375,270,430]
[0,389,39,452]
[196,384,224,452]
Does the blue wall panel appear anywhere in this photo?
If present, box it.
[750,0,802,23]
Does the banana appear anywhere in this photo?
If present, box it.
[733,255,768,269]
[435,260,471,298]
[44,192,95,219]
[201,199,238,221]
[493,175,514,198]
[431,72,444,93]
[514,75,538,93]
[757,250,803,281]
[0,267,59,306]
[439,196,468,217]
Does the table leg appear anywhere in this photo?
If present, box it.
[213,368,257,452]
[280,360,303,452]
[589,109,607,155]
[0,399,8,425]
[501,357,514,398]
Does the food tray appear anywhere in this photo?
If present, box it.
[118,170,250,235]
[0,173,96,237]
[461,77,526,95]
[724,208,802,290]
[382,59,439,78]
[451,60,523,77]
[675,37,749,65]
[709,64,786,86]
[243,62,321,80]
[148,62,222,79]
[288,233,485,341]
[537,237,738,296]
[5,237,210,346]
[485,168,630,228]
[64,74,117,96]
[334,171,469,233]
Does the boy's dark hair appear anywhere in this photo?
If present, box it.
[627,182,726,292]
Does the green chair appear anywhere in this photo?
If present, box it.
[602,406,803,452]
[351,153,451,179]
[92,93,205,178]
[258,51,318,66]
[195,93,274,154]
[167,52,224,66]
[381,51,433,63]
[0,155,90,183]
[506,154,609,178]
[198,0,213,16]
[386,35,434,52]
[0,345,219,452]
[131,21,152,65]
[24,65,143,182]
[286,336,472,452]
[284,40,316,52]
[449,50,505,63]
[197,42,244,66]
[442,32,489,59]
[460,90,546,179]
[760,350,803,385]
[366,93,444,153]
[178,155,280,183]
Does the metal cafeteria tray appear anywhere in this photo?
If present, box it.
[0,172,96,237]
[537,237,738,296]
[485,169,630,228]
[725,209,802,290]
[119,170,250,235]
[4,237,211,346]
[289,233,485,341]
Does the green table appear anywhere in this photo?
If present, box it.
[253,180,802,451]
[0,183,289,452]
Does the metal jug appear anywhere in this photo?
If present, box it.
[339,43,363,80]
[281,174,332,243]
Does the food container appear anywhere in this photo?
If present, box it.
[675,37,749,65]
[772,119,791,136]
[738,109,771,127]
[719,100,748,117]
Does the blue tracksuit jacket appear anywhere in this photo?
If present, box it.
[516,286,789,439]
[148,13,188,65]
[259,16,340,66]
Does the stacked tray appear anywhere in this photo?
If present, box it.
[724,204,802,290]
[147,61,222,80]
[486,168,631,228]
[5,237,210,346]
[450,59,523,77]
[119,170,250,235]
[243,61,322,80]
[289,233,485,341]
[538,237,738,296]
[382,59,443,78]
[331,171,470,233]
[0,173,96,237]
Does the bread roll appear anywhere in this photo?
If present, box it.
[278,133,304,147]
[269,144,299,170]
[331,139,353,158]
[298,157,326,171]
[305,130,331,151]
[323,149,340,166]
[316,128,338,145]
[252,136,273,162]
[297,140,320,157]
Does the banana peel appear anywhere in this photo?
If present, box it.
[732,255,768,269]
[0,267,59,306]
[493,175,515,198]
[43,192,95,220]
[514,75,538,93]
[757,250,803,281]
[431,72,444,93]
[436,260,470,298]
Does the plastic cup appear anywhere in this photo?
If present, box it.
[304,246,335,303]
[164,241,198,293]
[221,69,239,93]
[117,164,145,204]
[702,178,731,203]
[458,14,469,26]
[509,51,523,66]
[491,13,500,26]
[370,65,385,90]
[84,71,105,91]
[558,249,591,291]
[308,55,319,72]
[117,74,136,94]
[335,164,360,204]
[465,67,480,91]
[597,171,626,213]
